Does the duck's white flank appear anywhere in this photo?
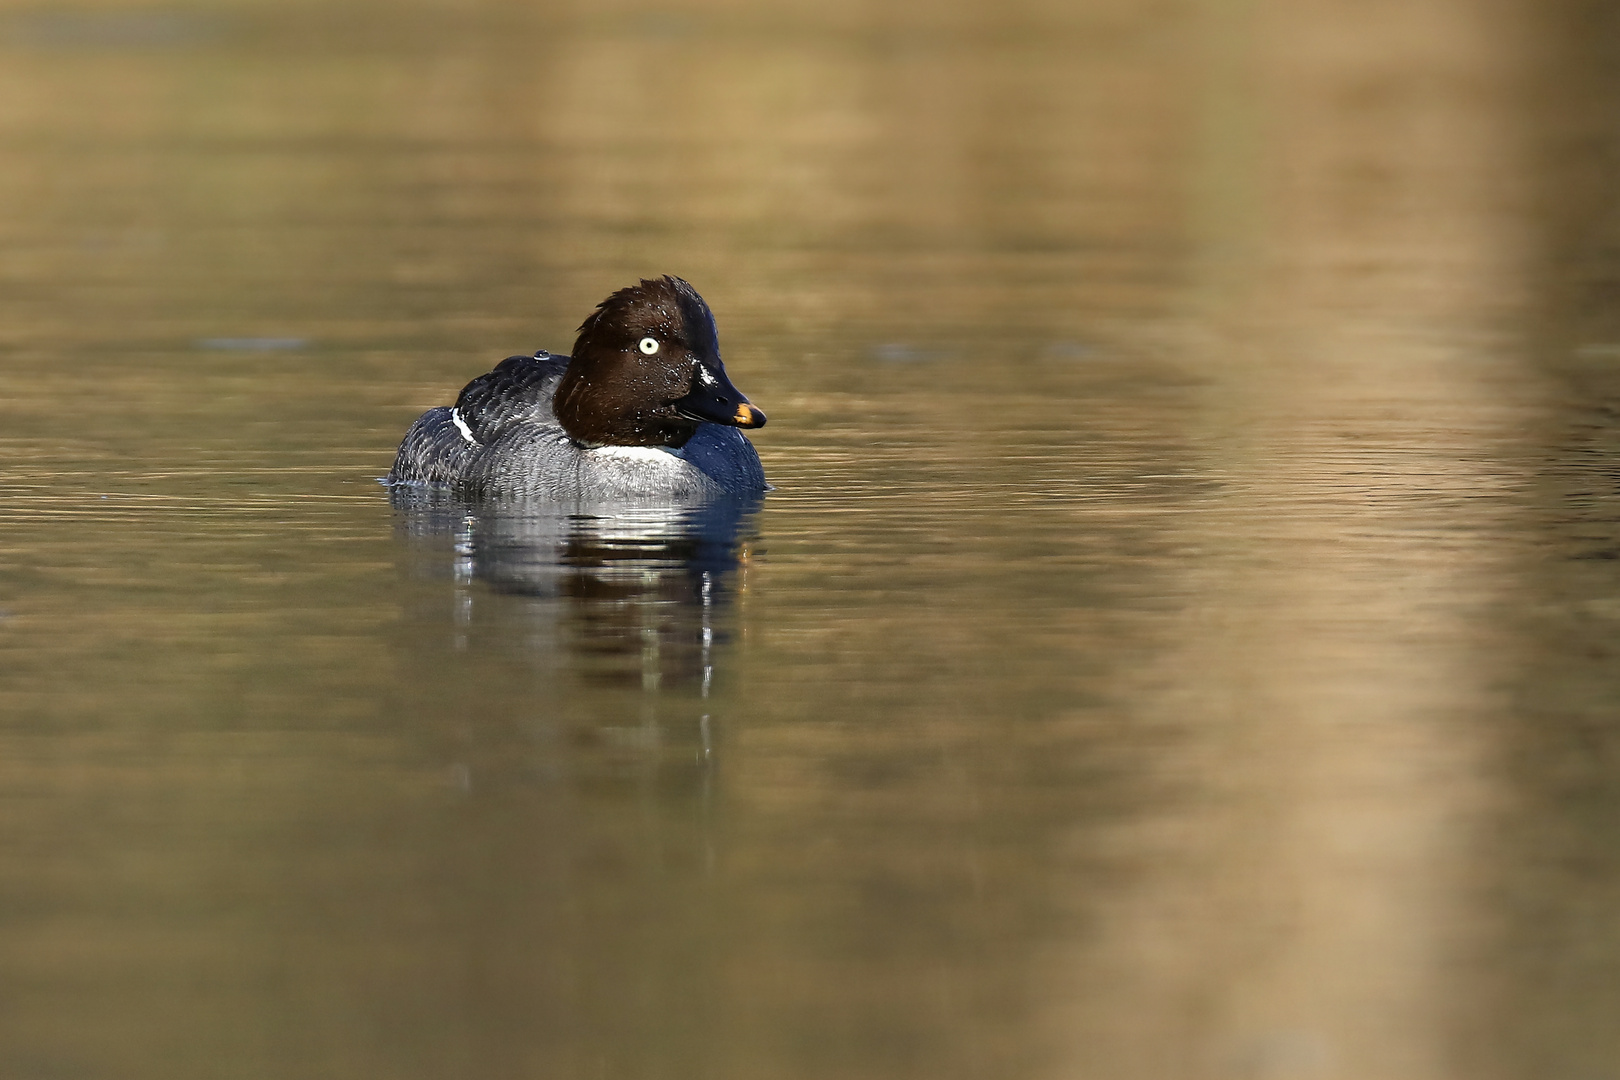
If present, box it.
[588,445,673,462]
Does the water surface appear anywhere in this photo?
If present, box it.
[2,1,1620,1077]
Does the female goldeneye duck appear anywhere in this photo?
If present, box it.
[388,276,768,500]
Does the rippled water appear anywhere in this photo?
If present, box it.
[4,0,1620,1077]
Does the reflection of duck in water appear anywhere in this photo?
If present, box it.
[391,492,760,693]
[392,489,758,600]
[388,276,767,499]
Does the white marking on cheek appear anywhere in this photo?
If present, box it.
[451,408,477,444]
[697,366,718,387]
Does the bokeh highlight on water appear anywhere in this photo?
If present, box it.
[3,0,1620,1077]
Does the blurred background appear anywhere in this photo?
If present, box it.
[3,0,1620,1077]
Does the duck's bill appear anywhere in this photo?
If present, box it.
[672,371,767,428]
[675,398,768,429]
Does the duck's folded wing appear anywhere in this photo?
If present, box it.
[388,352,570,486]
[453,352,570,444]
[388,407,478,484]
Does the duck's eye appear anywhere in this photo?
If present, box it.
[638,337,660,355]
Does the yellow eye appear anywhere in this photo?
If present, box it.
[638,337,659,355]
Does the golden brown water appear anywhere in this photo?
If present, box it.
[2,0,1620,1077]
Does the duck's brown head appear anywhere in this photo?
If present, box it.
[554,276,766,448]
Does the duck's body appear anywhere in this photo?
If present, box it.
[388,278,767,500]
[390,351,765,499]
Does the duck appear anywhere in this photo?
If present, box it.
[388,276,767,500]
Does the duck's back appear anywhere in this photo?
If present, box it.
[388,352,765,500]
[455,352,568,444]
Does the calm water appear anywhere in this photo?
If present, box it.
[3,0,1620,1077]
